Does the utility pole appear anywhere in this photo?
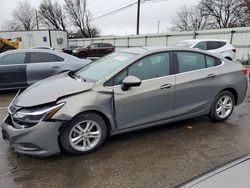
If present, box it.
[157,20,160,34]
[36,10,39,30]
[136,0,141,35]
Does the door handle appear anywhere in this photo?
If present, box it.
[207,74,216,78]
[52,66,60,69]
[160,84,172,90]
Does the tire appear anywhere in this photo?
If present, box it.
[60,112,107,155]
[78,52,87,59]
[210,91,235,122]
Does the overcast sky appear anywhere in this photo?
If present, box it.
[0,0,199,35]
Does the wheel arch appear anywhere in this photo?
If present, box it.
[219,87,238,104]
[63,110,114,135]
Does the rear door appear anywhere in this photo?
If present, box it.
[0,52,27,90]
[113,52,175,130]
[174,51,221,118]
[26,52,65,85]
[89,44,101,57]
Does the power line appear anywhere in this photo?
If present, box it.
[90,0,136,16]
[91,0,167,21]
[91,1,137,21]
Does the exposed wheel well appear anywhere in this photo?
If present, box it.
[220,88,238,104]
[225,56,232,61]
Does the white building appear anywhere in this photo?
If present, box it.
[0,30,67,50]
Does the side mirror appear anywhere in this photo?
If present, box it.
[121,76,141,91]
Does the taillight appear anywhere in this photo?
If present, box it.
[232,49,236,53]
[242,67,248,76]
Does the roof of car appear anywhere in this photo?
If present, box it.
[179,39,228,43]
[116,46,222,58]
[0,48,84,60]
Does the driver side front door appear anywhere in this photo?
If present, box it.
[113,52,175,130]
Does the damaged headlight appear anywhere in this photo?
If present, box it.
[13,103,65,125]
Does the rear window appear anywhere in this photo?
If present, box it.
[207,41,226,50]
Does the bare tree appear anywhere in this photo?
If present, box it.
[199,0,247,28]
[64,0,99,37]
[39,0,67,31]
[1,20,21,31]
[12,0,37,30]
[85,10,99,37]
[171,5,211,31]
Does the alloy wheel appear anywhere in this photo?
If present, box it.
[69,120,101,152]
[216,95,233,119]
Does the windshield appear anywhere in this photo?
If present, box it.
[174,41,196,48]
[75,52,136,81]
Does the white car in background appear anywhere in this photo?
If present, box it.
[175,39,236,60]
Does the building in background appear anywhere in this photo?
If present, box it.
[0,30,67,50]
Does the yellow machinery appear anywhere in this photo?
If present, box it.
[0,37,21,53]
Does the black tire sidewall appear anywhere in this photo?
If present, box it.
[210,91,235,122]
[60,113,107,155]
[79,52,87,59]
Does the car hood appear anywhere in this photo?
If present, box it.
[13,72,94,107]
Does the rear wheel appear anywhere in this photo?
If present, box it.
[60,113,107,155]
[78,52,87,59]
[210,91,235,122]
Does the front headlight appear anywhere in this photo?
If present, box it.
[13,103,65,126]
[72,49,78,53]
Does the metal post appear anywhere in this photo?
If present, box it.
[230,30,236,44]
[157,20,160,34]
[136,0,141,35]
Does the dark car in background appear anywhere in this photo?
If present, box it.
[0,49,91,91]
[62,45,78,55]
[72,43,115,58]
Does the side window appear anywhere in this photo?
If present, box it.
[177,52,206,73]
[128,52,170,81]
[90,44,98,48]
[30,52,63,63]
[55,55,64,62]
[206,41,225,50]
[194,42,206,50]
[206,56,217,67]
[113,69,128,85]
[0,53,26,65]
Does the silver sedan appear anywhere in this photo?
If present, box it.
[0,49,91,90]
[1,47,248,156]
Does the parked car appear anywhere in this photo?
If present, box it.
[62,45,78,55]
[178,155,250,188]
[31,46,55,50]
[72,43,115,58]
[1,47,248,157]
[175,39,236,60]
[0,49,91,90]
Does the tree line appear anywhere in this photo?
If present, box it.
[172,0,250,31]
[1,0,99,38]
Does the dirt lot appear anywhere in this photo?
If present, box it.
[0,86,250,188]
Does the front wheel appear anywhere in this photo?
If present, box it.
[60,113,107,155]
[210,91,235,122]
